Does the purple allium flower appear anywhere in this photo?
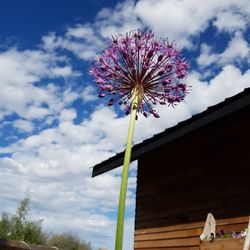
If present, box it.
[89,30,189,118]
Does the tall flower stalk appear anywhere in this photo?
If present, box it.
[90,30,189,250]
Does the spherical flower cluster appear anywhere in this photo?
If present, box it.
[89,30,189,118]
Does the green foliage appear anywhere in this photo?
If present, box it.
[0,195,47,244]
[47,232,92,250]
[22,220,47,244]
[0,213,11,239]
[0,196,93,250]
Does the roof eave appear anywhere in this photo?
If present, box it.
[92,89,250,177]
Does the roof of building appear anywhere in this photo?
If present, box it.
[92,88,250,177]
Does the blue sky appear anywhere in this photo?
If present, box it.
[0,0,250,249]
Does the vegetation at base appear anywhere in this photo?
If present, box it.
[48,233,92,250]
[0,195,93,250]
[0,196,47,244]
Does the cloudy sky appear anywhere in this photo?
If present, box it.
[0,0,250,249]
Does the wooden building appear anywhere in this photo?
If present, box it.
[92,88,250,250]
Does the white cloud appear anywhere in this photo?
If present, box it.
[197,32,250,68]
[196,44,217,68]
[41,1,141,60]
[41,32,58,51]
[41,0,250,59]
[213,10,248,32]
[206,65,250,103]
[135,0,250,47]
[0,49,80,121]
[59,108,77,122]
[220,32,250,63]
[81,85,97,103]
[51,66,80,77]
[96,0,142,38]
[42,25,104,60]
[186,65,250,113]
[12,119,34,133]
[66,25,95,39]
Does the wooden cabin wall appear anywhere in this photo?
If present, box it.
[134,105,250,249]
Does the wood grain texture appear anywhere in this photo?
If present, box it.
[200,238,245,250]
[135,228,203,241]
[134,237,200,248]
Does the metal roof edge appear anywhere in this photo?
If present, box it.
[92,88,250,177]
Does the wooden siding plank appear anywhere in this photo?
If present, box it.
[135,248,198,250]
[134,237,200,248]
[135,221,204,235]
[136,184,249,207]
[136,186,249,216]
[136,201,223,222]
[135,228,203,241]
[135,216,249,235]
[216,216,250,225]
[216,223,248,233]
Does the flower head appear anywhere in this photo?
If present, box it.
[89,30,189,118]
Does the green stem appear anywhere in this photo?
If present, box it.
[115,93,138,250]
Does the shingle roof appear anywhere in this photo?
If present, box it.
[92,88,250,177]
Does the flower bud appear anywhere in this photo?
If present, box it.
[147,50,154,58]
[162,78,171,85]
[108,98,114,106]
[158,54,163,62]
[98,93,105,98]
[153,113,160,118]
[157,70,164,76]
[96,77,106,85]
